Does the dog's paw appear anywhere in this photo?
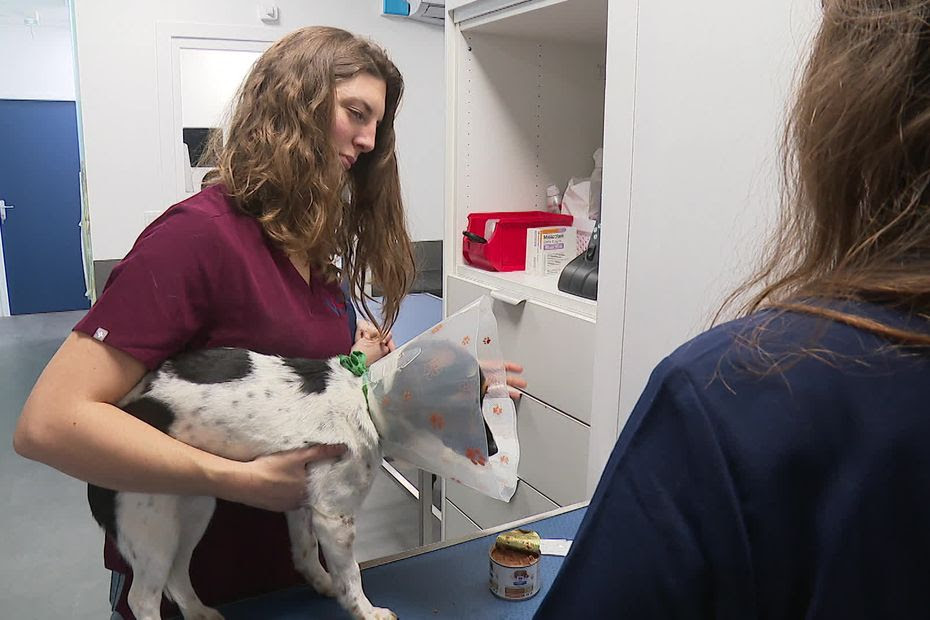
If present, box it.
[368,607,397,620]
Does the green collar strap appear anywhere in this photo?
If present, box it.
[339,351,368,377]
[339,351,371,403]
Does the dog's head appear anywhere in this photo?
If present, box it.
[372,338,499,458]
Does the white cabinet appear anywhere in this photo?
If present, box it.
[442,0,609,532]
[446,478,559,530]
[443,501,482,540]
[446,275,595,421]
[442,0,821,531]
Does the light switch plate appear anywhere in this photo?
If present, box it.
[258,4,279,24]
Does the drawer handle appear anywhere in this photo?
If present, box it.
[490,289,527,306]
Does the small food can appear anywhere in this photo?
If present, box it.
[489,530,541,600]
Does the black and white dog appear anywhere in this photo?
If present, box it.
[88,348,392,620]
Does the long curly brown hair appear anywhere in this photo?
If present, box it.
[203,26,414,333]
[725,0,930,345]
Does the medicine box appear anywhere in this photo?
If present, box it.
[525,226,577,277]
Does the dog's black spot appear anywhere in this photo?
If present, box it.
[283,358,331,395]
[247,392,255,399]
[231,400,239,408]
[265,390,273,399]
[169,348,253,384]
[87,484,117,536]
[123,397,175,433]
[282,435,292,445]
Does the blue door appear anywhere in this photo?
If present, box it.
[0,99,89,315]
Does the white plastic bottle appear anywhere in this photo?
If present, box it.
[545,184,562,214]
[589,148,603,220]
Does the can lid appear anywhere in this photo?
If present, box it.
[495,529,541,555]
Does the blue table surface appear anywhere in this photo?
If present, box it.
[219,506,586,619]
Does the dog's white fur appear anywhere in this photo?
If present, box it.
[104,351,391,620]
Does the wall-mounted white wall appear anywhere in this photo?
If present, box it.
[73,0,445,260]
[0,23,74,101]
[605,1,821,461]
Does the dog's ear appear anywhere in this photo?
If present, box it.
[484,421,498,456]
[478,368,488,401]
[478,367,498,455]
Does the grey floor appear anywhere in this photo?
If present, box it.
[0,311,424,619]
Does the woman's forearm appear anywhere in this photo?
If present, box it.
[14,396,242,498]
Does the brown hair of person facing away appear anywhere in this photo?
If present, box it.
[722,1,930,347]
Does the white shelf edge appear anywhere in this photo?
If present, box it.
[454,263,597,320]
[452,0,564,26]
[455,0,605,47]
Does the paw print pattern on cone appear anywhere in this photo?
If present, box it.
[364,295,519,502]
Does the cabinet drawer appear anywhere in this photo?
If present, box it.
[446,478,558,530]
[446,274,595,423]
[516,394,589,506]
[443,501,481,540]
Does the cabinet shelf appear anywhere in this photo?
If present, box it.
[447,0,608,315]
[455,264,597,319]
[443,0,610,536]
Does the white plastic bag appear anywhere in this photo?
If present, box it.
[560,176,591,220]
[559,147,603,222]
[366,296,519,501]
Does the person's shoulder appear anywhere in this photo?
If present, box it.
[662,302,910,390]
[137,185,262,247]
[657,312,771,377]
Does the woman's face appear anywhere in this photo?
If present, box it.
[331,73,387,170]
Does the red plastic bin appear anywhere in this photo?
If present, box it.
[462,211,573,272]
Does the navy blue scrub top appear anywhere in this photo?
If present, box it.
[536,303,930,619]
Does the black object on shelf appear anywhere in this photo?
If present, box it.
[558,219,599,300]
[462,230,488,244]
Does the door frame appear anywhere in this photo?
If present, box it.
[155,22,278,208]
[0,218,10,317]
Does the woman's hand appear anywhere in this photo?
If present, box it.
[504,361,527,400]
[222,444,346,512]
[351,320,395,365]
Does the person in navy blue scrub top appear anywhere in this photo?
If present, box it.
[537,2,930,618]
